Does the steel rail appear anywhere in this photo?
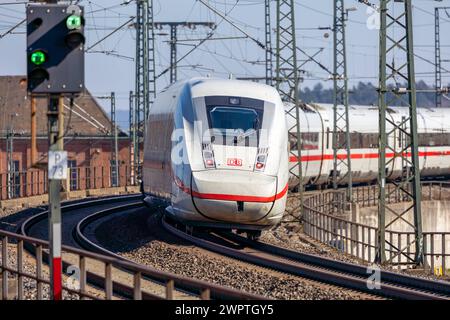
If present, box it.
[16,196,262,300]
[73,201,263,300]
[161,218,450,300]
[16,194,160,300]
[20,194,143,236]
[220,232,450,297]
[1,228,161,300]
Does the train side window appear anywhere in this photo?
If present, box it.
[418,132,448,147]
[326,127,330,149]
[332,132,347,148]
[289,133,298,151]
[363,133,370,148]
[330,132,379,149]
[372,133,379,148]
[363,133,379,148]
[350,132,361,149]
[301,132,319,150]
[445,133,450,146]
[289,132,319,150]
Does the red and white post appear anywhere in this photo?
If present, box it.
[47,95,66,300]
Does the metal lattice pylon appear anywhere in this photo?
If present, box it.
[134,0,156,177]
[377,0,423,265]
[332,0,352,201]
[169,24,177,84]
[276,0,304,219]
[434,7,450,108]
[153,22,215,84]
[128,91,136,185]
[265,0,273,86]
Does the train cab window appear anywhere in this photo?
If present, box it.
[209,107,260,133]
[206,109,263,147]
[205,96,265,147]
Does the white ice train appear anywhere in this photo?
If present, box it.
[143,77,450,236]
[289,103,450,187]
[143,78,289,238]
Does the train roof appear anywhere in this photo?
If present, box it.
[307,102,450,115]
[174,78,283,105]
[283,102,450,132]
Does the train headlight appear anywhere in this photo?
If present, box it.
[202,144,216,169]
[254,153,267,172]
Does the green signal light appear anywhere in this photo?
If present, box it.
[30,50,46,65]
[66,15,82,30]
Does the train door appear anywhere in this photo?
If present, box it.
[308,105,328,185]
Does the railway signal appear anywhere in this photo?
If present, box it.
[26,3,85,94]
[26,2,85,301]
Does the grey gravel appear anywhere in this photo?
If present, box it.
[94,208,372,300]
[263,196,450,283]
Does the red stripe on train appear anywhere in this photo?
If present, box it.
[191,183,289,202]
[290,150,450,162]
[174,176,288,203]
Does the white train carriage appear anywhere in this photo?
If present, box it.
[286,103,450,186]
[143,78,289,234]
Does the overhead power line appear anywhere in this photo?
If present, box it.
[0,18,25,40]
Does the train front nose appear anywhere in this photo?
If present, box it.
[191,170,282,224]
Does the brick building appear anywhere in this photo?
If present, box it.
[0,75,132,199]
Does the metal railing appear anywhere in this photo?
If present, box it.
[0,229,261,300]
[0,165,139,201]
[302,183,450,275]
[303,191,378,263]
[352,181,450,208]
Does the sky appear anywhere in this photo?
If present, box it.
[1,0,450,126]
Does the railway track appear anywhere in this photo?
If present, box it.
[17,196,261,300]
[161,217,450,300]
[18,193,450,300]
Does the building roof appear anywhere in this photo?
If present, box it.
[0,75,121,138]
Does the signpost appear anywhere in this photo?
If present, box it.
[26,2,84,300]
[47,96,65,300]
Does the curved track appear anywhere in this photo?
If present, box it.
[161,217,450,300]
[18,195,261,300]
[72,201,236,299]
[21,194,450,300]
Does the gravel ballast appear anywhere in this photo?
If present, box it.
[94,207,374,300]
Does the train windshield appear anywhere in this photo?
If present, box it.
[209,107,260,132]
[206,107,263,147]
[204,96,264,146]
